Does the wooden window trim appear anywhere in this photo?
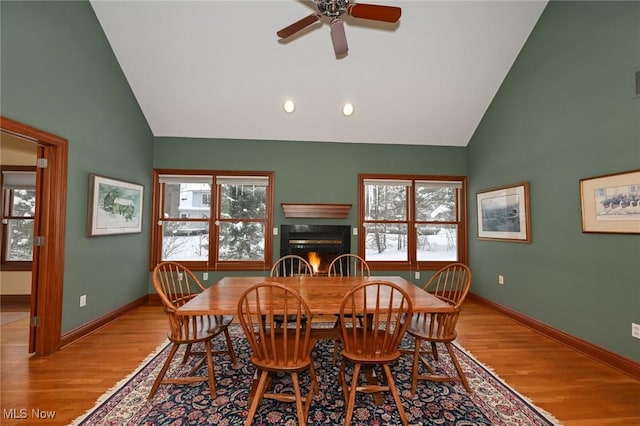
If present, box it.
[358,173,467,271]
[149,169,274,271]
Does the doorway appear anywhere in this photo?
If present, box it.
[0,116,67,355]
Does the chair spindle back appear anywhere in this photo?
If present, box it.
[237,282,314,367]
[152,261,208,340]
[423,263,472,308]
[328,253,370,277]
[339,280,413,359]
[270,255,314,277]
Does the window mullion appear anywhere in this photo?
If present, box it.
[209,176,220,267]
[408,182,416,267]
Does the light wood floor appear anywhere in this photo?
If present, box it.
[1,300,639,425]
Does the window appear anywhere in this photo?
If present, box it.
[150,170,274,270]
[358,174,467,270]
[1,167,36,271]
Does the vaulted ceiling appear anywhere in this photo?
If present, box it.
[90,0,547,147]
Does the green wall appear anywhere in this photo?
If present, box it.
[1,1,154,333]
[467,1,640,362]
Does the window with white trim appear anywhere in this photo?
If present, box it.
[358,174,467,270]
[150,170,274,270]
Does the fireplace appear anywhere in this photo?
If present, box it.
[280,225,351,275]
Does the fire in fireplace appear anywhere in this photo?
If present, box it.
[280,225,351,275]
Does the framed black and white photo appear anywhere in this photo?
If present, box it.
[579,169,640,234]
[87,174,143,236]
[476,182,531,243]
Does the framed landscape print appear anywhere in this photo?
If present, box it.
[476,182,531,243]
[579,169,640,234]
[87,174,144,236]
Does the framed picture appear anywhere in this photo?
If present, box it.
[579,169,640,234]
[87,174,144,236]
[476,182,531,243]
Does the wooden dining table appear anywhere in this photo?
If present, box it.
[176,275,454,318]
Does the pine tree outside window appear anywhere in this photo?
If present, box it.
[150,170,273,271]
[358,174,467,270]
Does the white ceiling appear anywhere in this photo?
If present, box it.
[90,0,547,147]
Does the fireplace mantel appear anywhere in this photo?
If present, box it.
[281,203,352,219]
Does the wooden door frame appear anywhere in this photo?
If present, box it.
[1,116,67,355]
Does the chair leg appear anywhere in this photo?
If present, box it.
[339,358,349,403]
[445,342,471,392]
[343,363,361,426]
[431,341,439,361]
[204,339,217,396]
[382,364,408,426]
[291,372,306,425]
[245,369,270,426]
[148,343,180,399]
[248,369,272,405]
[309,361,319,395]
[332,339,341,364]
[332,316,341,364]
[182,343,193,363]
[410,338,421,395]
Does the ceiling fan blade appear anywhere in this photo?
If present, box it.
[277,14,320,39]
[348,3,401,23]
[330,19,348,56]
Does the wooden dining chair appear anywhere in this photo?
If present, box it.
[270,255,313,327]
[270,254,314,278]
[149,261,237,399]
[328,253,370,278]
[237,282,318,426]
[338,280,413,426]
[328,253,370,363]
[402,262,472,394]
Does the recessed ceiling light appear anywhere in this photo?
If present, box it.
[283,99,295,113]
[343,103,354,117]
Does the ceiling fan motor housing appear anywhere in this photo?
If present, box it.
[278,1,400,57]
[316,0,349,18]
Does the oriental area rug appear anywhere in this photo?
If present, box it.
[71,325,561,426]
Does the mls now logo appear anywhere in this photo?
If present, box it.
[3,409,28,419]
[3,408,56,419]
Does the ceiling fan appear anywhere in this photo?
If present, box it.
[277,0,401,57]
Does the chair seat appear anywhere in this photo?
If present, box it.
[167,314,233,343]
[341,328,403,363]
[251,330,317,371]
[405,312,458,342]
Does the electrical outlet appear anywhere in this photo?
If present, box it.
[273,227,278,236]
[415,271,420,279]
[498,275,504,285]
[203,272,209,281]
[352,227,358,236]
[632,323,640,339]
[79,295,86,307]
